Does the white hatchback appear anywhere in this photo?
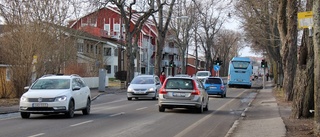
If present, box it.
[19,74,91,118]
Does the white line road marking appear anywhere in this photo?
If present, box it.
[70,120,93,127]
[28,133,45,137]
[136,107,148,111]
[110,112,125,117]
[174,89,248,137]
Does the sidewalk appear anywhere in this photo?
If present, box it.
[225,81,286,137]
[0,87,126,114]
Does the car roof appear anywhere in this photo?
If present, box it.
[167,77,195,80]
[135,75,158,78]
[39,74,81,79]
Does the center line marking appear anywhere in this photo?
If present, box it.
[136,107,148,110]
[110,112,125,117]
[28,133,45,137]
[70,120,93,127]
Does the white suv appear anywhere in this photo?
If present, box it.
[19,74,91,118]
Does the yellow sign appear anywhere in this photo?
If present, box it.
[298,11,313,29]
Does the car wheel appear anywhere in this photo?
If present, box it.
[65,100,75,118]
[197,101,204,113]
[82,98,91,115]
[127,97,132,100]
[204,100,209,111]
[224,92,227,98]
[220,94,224,98]
[159,106,165,112]
[152,91,157,100]
[21,112,30,119]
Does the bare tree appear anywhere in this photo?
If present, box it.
[0,0,78,97]
[313,0,320,135]
[277,0,298,101]
[96,0,157,83]
[152,0,176,76]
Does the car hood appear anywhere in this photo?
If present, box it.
[128,84,155,89]
[22,89,70,98]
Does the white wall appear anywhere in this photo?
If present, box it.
[83,76,109,88]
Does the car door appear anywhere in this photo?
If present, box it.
[71,78,83,109]
[197,80,209,104]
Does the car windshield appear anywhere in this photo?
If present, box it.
[205,78,222,84]
[31,79,70,89]
[165,79,194,90]
[197,72,209,76]
[131,77,154,84]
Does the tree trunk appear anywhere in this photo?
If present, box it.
[277,0,298,101]
[291,0,314,119]
[313,0,320,135]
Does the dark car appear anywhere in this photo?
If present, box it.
[203,77,227,98]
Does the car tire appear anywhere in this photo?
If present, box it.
[224,93,227,98]
[152,91,157,100]
[127,97,132,100]
[21,112,30,119]
[82,98,91,115]
[220,94,224,98]
[197,101,204,113]
[65,100,75,118]
[159,106,165,112]
[204,100,209,111]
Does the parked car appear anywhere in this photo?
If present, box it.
[195,71,211,82]
[203,77,227,98]
[19,74,91,119]
[127,75,162,100]
[158,77,209,113]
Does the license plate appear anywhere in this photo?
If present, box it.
[173,93,186,97]
[210,87,217,89]
[135,91,145,94]
[32,103,48,107]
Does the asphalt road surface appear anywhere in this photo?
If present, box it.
[0,80,262,137]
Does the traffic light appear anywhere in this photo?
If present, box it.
[215,57,223,66]
[169,60,175,67]
[261,59,265,68]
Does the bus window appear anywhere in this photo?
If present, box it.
[231,61,250,69]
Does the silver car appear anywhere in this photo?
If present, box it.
[158,77,209,113]
[127,75,162,100]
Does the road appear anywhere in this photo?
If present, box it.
[0,81,262,137]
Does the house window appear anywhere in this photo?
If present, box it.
[6,68,11,81]
[122,24,125,32]
[91,45,93,53]
[104,24,110,35]
[114,65,118,73]
[114,48,118,56]
[77,43,84,53]
[114,24,120,32]
[104,47,111,56]
[104,65,111,74]
[95,45,98,54]
[87,44,89,53]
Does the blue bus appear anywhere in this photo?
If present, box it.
[227,57,253,88]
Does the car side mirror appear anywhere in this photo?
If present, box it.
[72,86,81,91]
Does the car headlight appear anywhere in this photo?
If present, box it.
[20,96,27,102]
[148,87,155,91]
[55,96,67,102]
[127,88,133,92]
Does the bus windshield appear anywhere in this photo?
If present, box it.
[231,61,250,69]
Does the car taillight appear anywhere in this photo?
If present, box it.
[220,85,225,90]
[159,87,167,94]
[191,89,201,95]
[191,80,200,95]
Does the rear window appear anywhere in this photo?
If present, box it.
[165,79,194,90]
[205,78,222,84]
[231,61,250,69]
[196,72,210,76]
[131,77,154,84]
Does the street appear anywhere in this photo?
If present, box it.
[0,82,261,137]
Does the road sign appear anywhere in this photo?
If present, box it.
[214,65,220,71]
[298,11,313,29]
